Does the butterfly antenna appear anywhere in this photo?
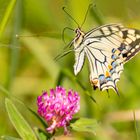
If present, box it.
[62,7,80,27]
[54,49,73,61]
[80,3,94,28]
[62,27,75,44]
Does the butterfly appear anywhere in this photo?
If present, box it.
[72,23,140,94]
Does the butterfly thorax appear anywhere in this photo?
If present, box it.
[74,28,85,49]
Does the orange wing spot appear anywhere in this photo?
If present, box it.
[91,79,98,86]
[108,64,112,70]
[106,71,110,77]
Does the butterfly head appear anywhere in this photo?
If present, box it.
[74,28,85,49]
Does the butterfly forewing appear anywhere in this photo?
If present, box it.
[73,24,140,94]
[120,29,140,62]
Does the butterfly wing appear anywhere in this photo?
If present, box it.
[74,45,85,75]
[82,24,140,93]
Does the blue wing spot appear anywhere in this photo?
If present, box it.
[106,76,112,81]
[111,54,118,60]
[112,48,116,53]
[99,74,105,80]
[111,61,118,68]
[99,74,106,85]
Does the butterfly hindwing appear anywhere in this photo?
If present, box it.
[84,39,123,93]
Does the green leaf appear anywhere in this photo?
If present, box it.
[70,118,99,135]
[5,98,37,140]
[0,0,17,39]
[34,127,51,140]
[1,135,21,140]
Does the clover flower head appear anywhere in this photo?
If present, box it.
[37,86,80,134]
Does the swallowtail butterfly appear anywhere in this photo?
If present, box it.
[72,23,140,94]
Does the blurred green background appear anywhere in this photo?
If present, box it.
[1,0,140,139]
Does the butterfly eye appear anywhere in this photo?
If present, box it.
[75,28,84,37]
[75,29,79,34]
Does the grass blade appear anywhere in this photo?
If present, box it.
[7,0,23,89]
[0,0,17,39]
[133,110,140,140]
[28,107,48,128]
[5,98,37,140]
[90,5,105,25]
[1,135,21,140]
